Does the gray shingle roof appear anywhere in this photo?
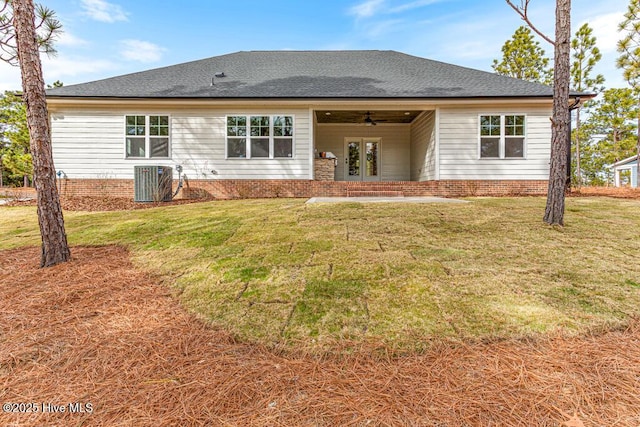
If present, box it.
[46,50,558,99]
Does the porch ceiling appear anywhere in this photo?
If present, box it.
[315,110,421,124]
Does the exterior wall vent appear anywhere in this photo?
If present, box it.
[134,166,173,202]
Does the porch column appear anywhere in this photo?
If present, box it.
[314,158,336,181]
[614,168,621,187]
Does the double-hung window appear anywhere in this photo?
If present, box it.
[479,114,525,159]
[226,115,294,159]
[125,115,170,158]
[273,116,294,157]
[227,116,247,158]
[250,116,270,158]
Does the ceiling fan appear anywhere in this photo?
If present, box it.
[364,111,387,126]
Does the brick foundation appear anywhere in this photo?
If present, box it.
[58,178,549,200]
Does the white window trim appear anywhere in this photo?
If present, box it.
[477,114,527,160]
[225,114,295,160]
[124,114,172,160]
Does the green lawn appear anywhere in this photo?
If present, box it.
[1,197,640,351]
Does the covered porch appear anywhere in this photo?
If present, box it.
[613,155,638,188]
[312,109,437,182]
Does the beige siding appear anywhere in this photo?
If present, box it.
[51,107,311,180]
[409,111,436,181]
[438,105,551,180]
[312,112,319,179]
[315,124,410,181]
[50,101,552,183]
[50,113,127,179]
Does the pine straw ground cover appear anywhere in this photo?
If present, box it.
[5,195,208,211]
[0,245,639,426]
[569,187,640,200]
[2,185,640,211]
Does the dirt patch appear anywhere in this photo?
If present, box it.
[1,246,639,426]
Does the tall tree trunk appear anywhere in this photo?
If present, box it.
[544,0,571,226]
[12,0,70,267]
[575,107,581,188]
[637,96,640,188]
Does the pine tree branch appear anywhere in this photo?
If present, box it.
[0,1,62,65]
[505,0,555,45]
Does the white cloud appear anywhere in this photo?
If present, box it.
[349,0,445,18]
[80,0,128,23]
[41,55,117,83]
[56,32,90,48]
[0,53,117,92]
[0,63,22,92]
[389,0,443,13]
[574,8,627,88]
[348,0,449,40]
[349,0,386,18]
[585,12,624,54]
[119,40,166,63]
[364,19,406,38]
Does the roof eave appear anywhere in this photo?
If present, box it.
[46,95,562,111]
[46,94,558,102]
[612,154,639,167]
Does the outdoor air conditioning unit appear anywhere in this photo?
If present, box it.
[133,166,173,202]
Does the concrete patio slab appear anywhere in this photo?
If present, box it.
[305,196,469,204]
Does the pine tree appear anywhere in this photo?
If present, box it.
[617,0,640,181]
[3,0,70,267]
[506,0,572,225]
[572,121,606,185]
[571,23,605,188]
[586,88,638,165]
[46,79,62,89]
[0,90,32,186]
[493,26,553,84]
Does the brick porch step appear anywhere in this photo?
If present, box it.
[346,183,405,190]
[346,190,404,197]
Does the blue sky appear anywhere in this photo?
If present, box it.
[0,0,629,91]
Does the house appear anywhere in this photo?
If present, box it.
[613,155,638,188]
[45,50,585,199]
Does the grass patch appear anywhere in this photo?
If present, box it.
[1,197,640,351]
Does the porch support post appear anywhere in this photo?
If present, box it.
[309,107,315,180]
[435,107,441,181]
